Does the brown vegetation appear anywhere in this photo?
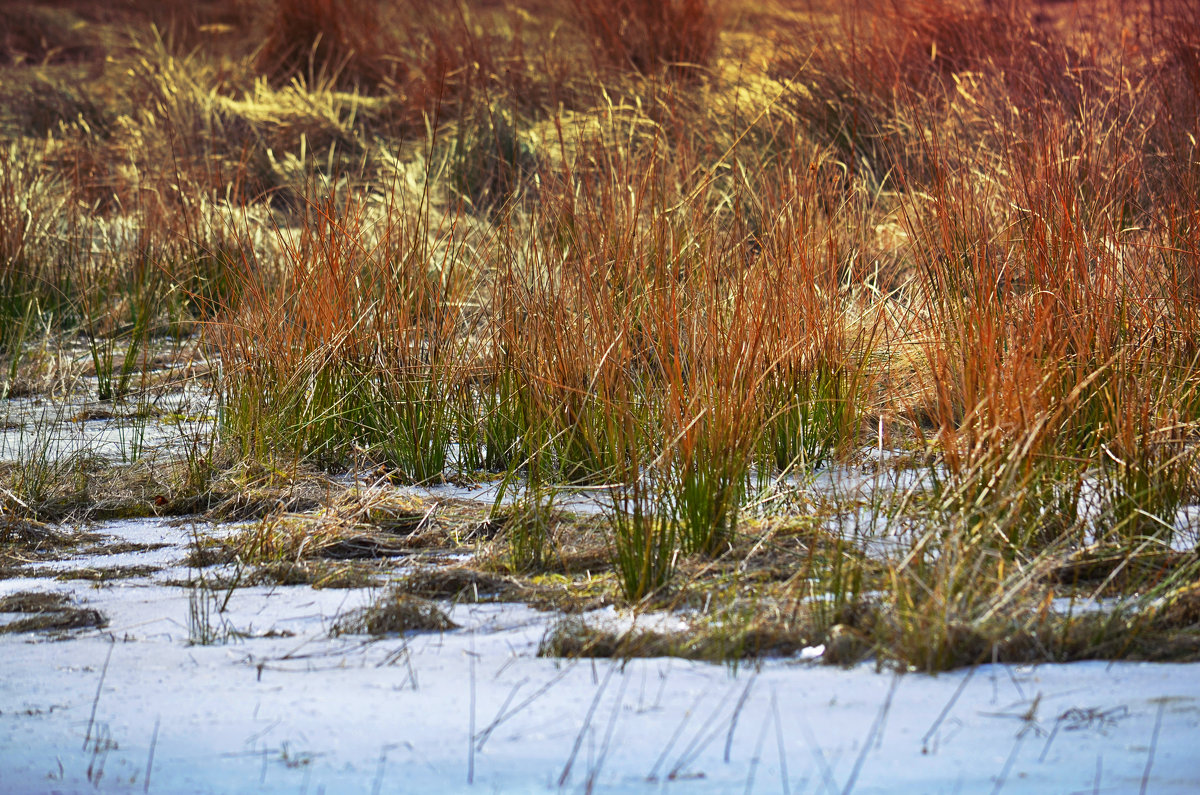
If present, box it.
[0,0,1197,669]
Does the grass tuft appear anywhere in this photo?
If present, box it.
[571,0,721,77]
[331,591,458,636]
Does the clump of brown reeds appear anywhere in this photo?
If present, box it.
[571,0,721,76]
[212,178,485,479]
[0,3,99,65]
[256,0,395,89]
[773,0,1093,187]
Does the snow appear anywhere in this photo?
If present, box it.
[2,520,1199,793]
[0,391,212,465]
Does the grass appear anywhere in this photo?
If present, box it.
[330,591,458,636]
[0,589,107,635]
[538,614,812,662]
[0,607,107,635]
[0,0,1198,670]
[571,0,721,77]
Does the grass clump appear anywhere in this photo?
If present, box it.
[54,565,161,582]
[224,515,410,564]
[0,3,100,65]
[398,566,515,602]
[0,594,107,634]
[256,0,396,90]
[0,590,69,612]
[539,614,813,662]
[571,0,721,77]
[250,560,382,589]
[331,590,458,636]
[489,490,558,574]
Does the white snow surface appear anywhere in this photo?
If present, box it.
[1,519,1199,794]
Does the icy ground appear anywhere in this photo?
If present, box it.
[2,518,1199,794]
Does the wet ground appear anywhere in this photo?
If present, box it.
[2,516,1199,793]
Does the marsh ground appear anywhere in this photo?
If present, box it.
[3,515,1199,793]
[2,0,1199,790]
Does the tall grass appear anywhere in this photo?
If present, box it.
[256,0,395,89]
[571,0,721,76]
[0,140,71,387]
[213,179,482,479]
